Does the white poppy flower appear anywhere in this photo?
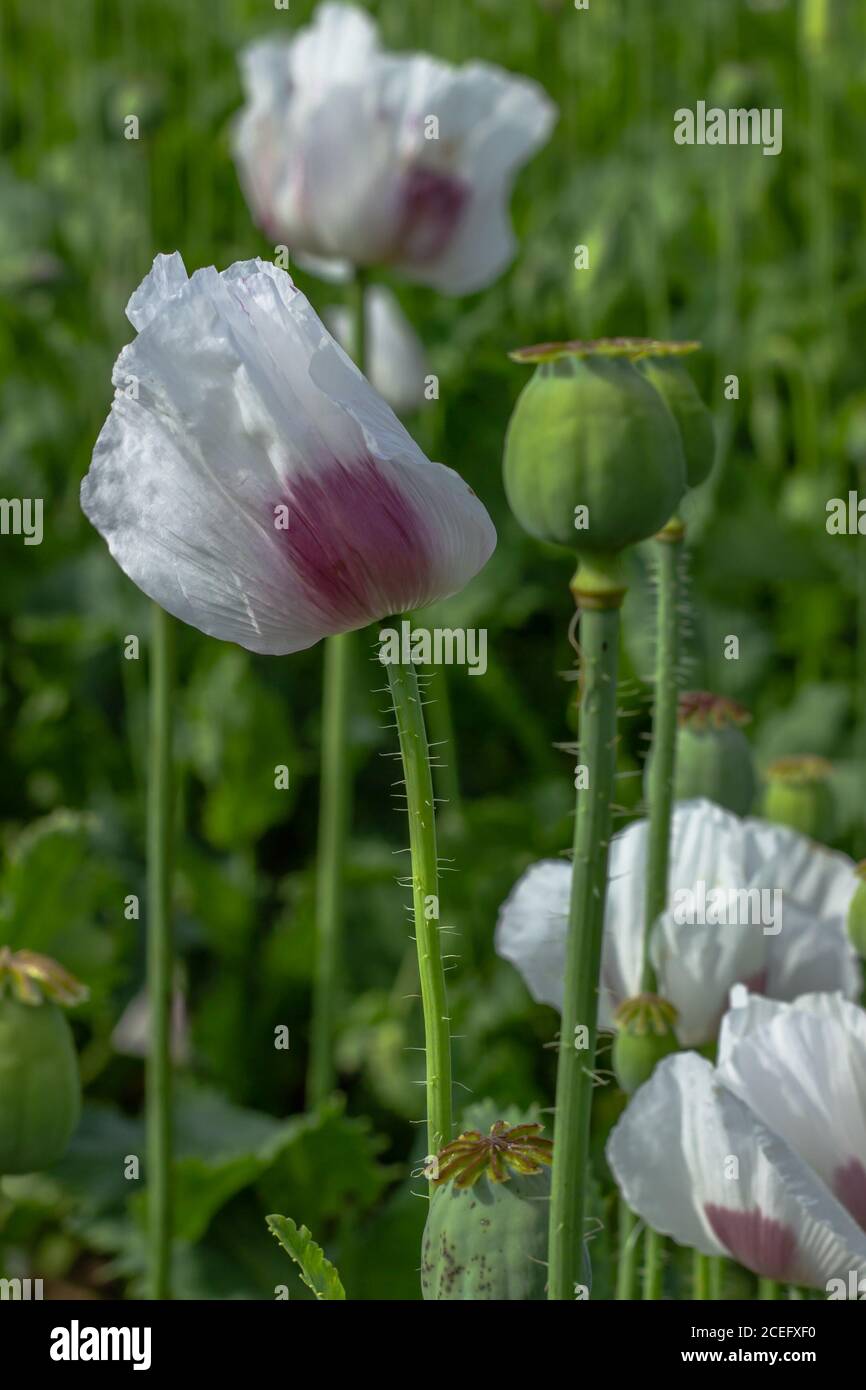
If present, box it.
[80,253,496,655]
[325,286,428,416]
[607,994,866,1288]
[495,799,860,1045]
[231,3,557,294]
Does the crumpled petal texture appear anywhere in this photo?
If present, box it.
[607,1048,866,1288]
[81,253,496,654]
[232,2,556,294]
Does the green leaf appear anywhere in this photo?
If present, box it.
[266,1215,345,1300]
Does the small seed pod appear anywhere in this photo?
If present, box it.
[503,341,687,555]
[761,755,835,840]
[421,1113,555,1299]
[612,994,679,1096]
[637,356,715,489]
[648,691,756,816]
[0,948,86,1175]
[846,864,866,959]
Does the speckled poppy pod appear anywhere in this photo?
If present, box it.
[80,254,496,655]
[607,991,866,1289]
[232,3,556,294]
[502,338,689,579]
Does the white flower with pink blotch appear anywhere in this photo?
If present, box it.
[231,3,556,293]
[495,799,860,1045]
[606,990,866,1288]
[80,253,496,654]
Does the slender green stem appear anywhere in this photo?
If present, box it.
[548,599,621,1300]
[693,1251,711,1300]
[638,528,682,1299]
[307,268,368,1105]
[307,630,353,1104]
[709,1255,725,1300]
[616,1195,639,1300]
[386,656,452,1163]
[146,603,175,1300]
[642,1226,664,1300]
[642,533,681,986]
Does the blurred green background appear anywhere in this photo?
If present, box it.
[0,0,864,1298]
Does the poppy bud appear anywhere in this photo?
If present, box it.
[650,691,755,816]
[846,863,866,959]
[612,994,679,1096]
[637,356,715,489]
[761,755,835,840]
[0,949,86,1175]
[503,341,687,556]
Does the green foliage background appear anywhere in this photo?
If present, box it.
[0,0,863,1298]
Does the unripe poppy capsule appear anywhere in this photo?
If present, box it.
[0,949,86,1175]
[761,755,835,840]
[637,356,715,489]
[649,691,756,816]
[503,342,687,556]
[612,994,679,1096]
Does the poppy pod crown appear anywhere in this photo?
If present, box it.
[502,339,687,559]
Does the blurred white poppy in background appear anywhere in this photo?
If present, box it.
[325,285,428,416]
[232,3,556,293]
[607,989,866,1288]
[495,799,860,1045]
[80,253,496,655]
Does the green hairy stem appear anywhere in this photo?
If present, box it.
[386,656,453,1165]
[548,596,621,1300]
[641,528,683,1299]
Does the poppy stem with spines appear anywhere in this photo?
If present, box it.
[386,655,452,1171]
[146,603,175,1300]
[548,580,621,1300]
[308,268,368,1105]
[640,522,683,1300]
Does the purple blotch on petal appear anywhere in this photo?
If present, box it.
[704,1204,797,1280]
[833,1158,866,1233]
[397,167,469,265]
[275,453,434,630]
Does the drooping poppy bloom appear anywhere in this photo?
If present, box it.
[80,254,496,654]
[325,285,428,416]
[231,3,557,293]
[606,990,866,1289]
[495,799,860,1045]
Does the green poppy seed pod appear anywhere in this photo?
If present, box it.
[421,1118,555,1299]
[847,864,866,958]
[503,351,687,554]
[761,755,835,840]
[612,994,679,1096]
[649,691,756,816]
[0,948,86,1175]
[637,356,715,489]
